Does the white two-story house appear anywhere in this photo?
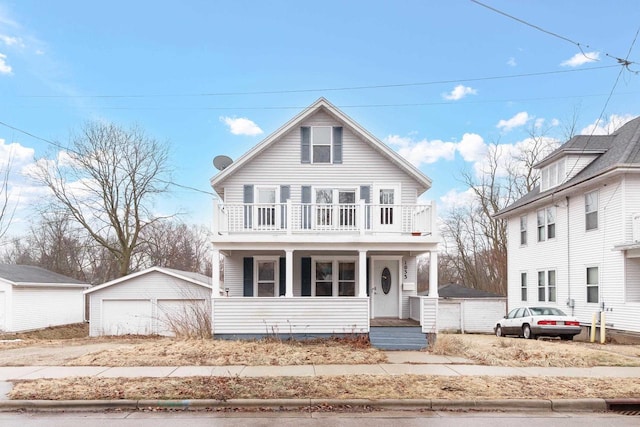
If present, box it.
[496,116,640,335]
[209,98,439,345]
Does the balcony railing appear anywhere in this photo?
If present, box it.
[213,199,435,235]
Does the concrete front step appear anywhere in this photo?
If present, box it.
[369,326,428,350]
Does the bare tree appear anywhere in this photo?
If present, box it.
[32,122,171,277]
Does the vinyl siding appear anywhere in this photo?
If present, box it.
[217,110,424,205]
[565,154,599,181]
[212,297,370,334]
[88,271,211,336]
[11,287,85,332]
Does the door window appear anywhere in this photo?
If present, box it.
[379,189,395,225]
[256,260,277,297]
[256,188,276,228]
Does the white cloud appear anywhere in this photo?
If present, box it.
[580,114,635,135]
[220,116,263,136]
[439,188,477,211]
[443,85,477,101]
[496,112,531,132]
[560,51,600,67]
[0,53,12,74]
[0,34,22,47]
[386,135,456,167]
[550,118,560,127]
[457,133,487,162]
[507,57,517,67]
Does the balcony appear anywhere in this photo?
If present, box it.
[213,200,435,237]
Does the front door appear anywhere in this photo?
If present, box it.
[372,259,400,318]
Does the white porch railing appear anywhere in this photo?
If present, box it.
[409,296,438,333]
[212,297,370,335]
[214,200,434,235]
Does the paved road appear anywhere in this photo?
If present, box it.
[0,410,637,426]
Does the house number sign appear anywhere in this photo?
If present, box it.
[381,267,391,294]
[403,259,408,280]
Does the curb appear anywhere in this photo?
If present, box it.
[0,398,625,412]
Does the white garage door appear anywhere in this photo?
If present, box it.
[0,291,6,331]
[102,299,153,336]
[156,299,207,337]
[438,302,462,332]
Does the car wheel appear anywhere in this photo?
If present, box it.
[560,335,573,341]
[523,324,536,340]
[495,325,503,337]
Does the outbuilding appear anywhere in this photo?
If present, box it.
[0,264,89,332]
[85,267,212,337]
[435,284,507,334]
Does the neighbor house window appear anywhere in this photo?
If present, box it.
[538,271,545,302]
[585,191,598,230]
[255,259,278,297]
[537,210,546,242]
[521,272,527,301]
[313,258,357,297]
[547,270,556,302]
[520,216,527,245]
[587,266,599,303]
[546,207,556,239]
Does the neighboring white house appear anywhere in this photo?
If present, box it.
[435,284,506,334]
[496,116,640,334]
[85,267,212,337]
[0,264,89,332]
[209,97,440,341]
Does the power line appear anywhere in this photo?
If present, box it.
[471,0,638,68]
[0,120,215,196]
[11,65,618,99]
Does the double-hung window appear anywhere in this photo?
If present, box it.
[520,272,527,301]
[547,270,556,302]
[313,259,357,297]
[520,216,527,245]
[537,210,546,242]
[537,271,546,302]
[585,191,598,230]
[587,266,599,303]
[314,188,357,229]
[537,207,556,241]
[311,127,332,163]
[546,207,556,239]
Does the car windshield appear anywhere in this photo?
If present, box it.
[529,307,567,316]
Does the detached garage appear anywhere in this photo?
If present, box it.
[436,284,507,334]
[0,264,89,332]
[85,267,212,337]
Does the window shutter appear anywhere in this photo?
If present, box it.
[333,126,343,164]
[301,185,312,230]
[243,185,254,229]
[279,257,286,296]
[301,127,311,163]
[301,257,312,296]
[360,185,371,230]
[366,257,370,297]
[280,185,290,229]
[243,257,254,297]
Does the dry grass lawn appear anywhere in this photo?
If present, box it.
[431,333,640,367]
[10,375,640,401]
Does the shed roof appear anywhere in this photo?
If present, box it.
[84,266,212,294]
[438,283,505,298]
[0,264,88,287]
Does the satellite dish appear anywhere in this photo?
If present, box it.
[213,155,233,171]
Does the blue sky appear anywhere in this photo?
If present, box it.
[0,0,639,235]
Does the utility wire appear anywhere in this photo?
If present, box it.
[471,0,638,67]
[12,65,618,99]
[0,120,215,196]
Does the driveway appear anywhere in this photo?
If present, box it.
[0,342,135,366]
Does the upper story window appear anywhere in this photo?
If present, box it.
[537,206,556,242]
[540,159,566,191]
[520,215,527,245]
[300,126,343,164]
[585,190,598,231]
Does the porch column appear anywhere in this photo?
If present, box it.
[212,249,221,297]
[429,250,439,298]
[285,249,294,297]
[358,250,368,297]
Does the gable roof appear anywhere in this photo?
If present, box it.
[497,116,640,217]
[437,283,505,298]
[0,264,89,288]
[210,97,432,193]
[84,266,212,294]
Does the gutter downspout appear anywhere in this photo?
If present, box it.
[566,196,573,316]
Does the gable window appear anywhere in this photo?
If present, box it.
[255,258,278,297]
[520,216,527,245]
[547,270,556,302]
[301,126,343,164]
[585,191,598,231]
[587,266,599,303]
[537,271,545,302]
[313,258,357,297]
[521,272,527,301]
